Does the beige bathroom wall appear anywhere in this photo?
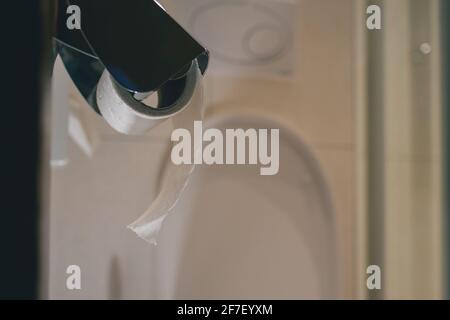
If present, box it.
[354,0,445,299]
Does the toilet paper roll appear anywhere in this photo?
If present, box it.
[97,61,200,135]
[125,62,205,244]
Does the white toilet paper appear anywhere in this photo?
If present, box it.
[97,62,200,136]
[96,63,205,244]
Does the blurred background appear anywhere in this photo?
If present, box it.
[2,0,450,300]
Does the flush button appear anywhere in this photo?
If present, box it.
[188,1,292,66]
[245,24,286,61]
[175,0,297,75]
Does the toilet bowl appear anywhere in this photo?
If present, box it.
[48,101,339,300]
[151,112,338,299]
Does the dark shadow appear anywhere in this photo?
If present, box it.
[108,256,122,300]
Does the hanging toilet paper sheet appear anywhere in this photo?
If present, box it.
[96,61,205,244]
[128,75,204,244]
